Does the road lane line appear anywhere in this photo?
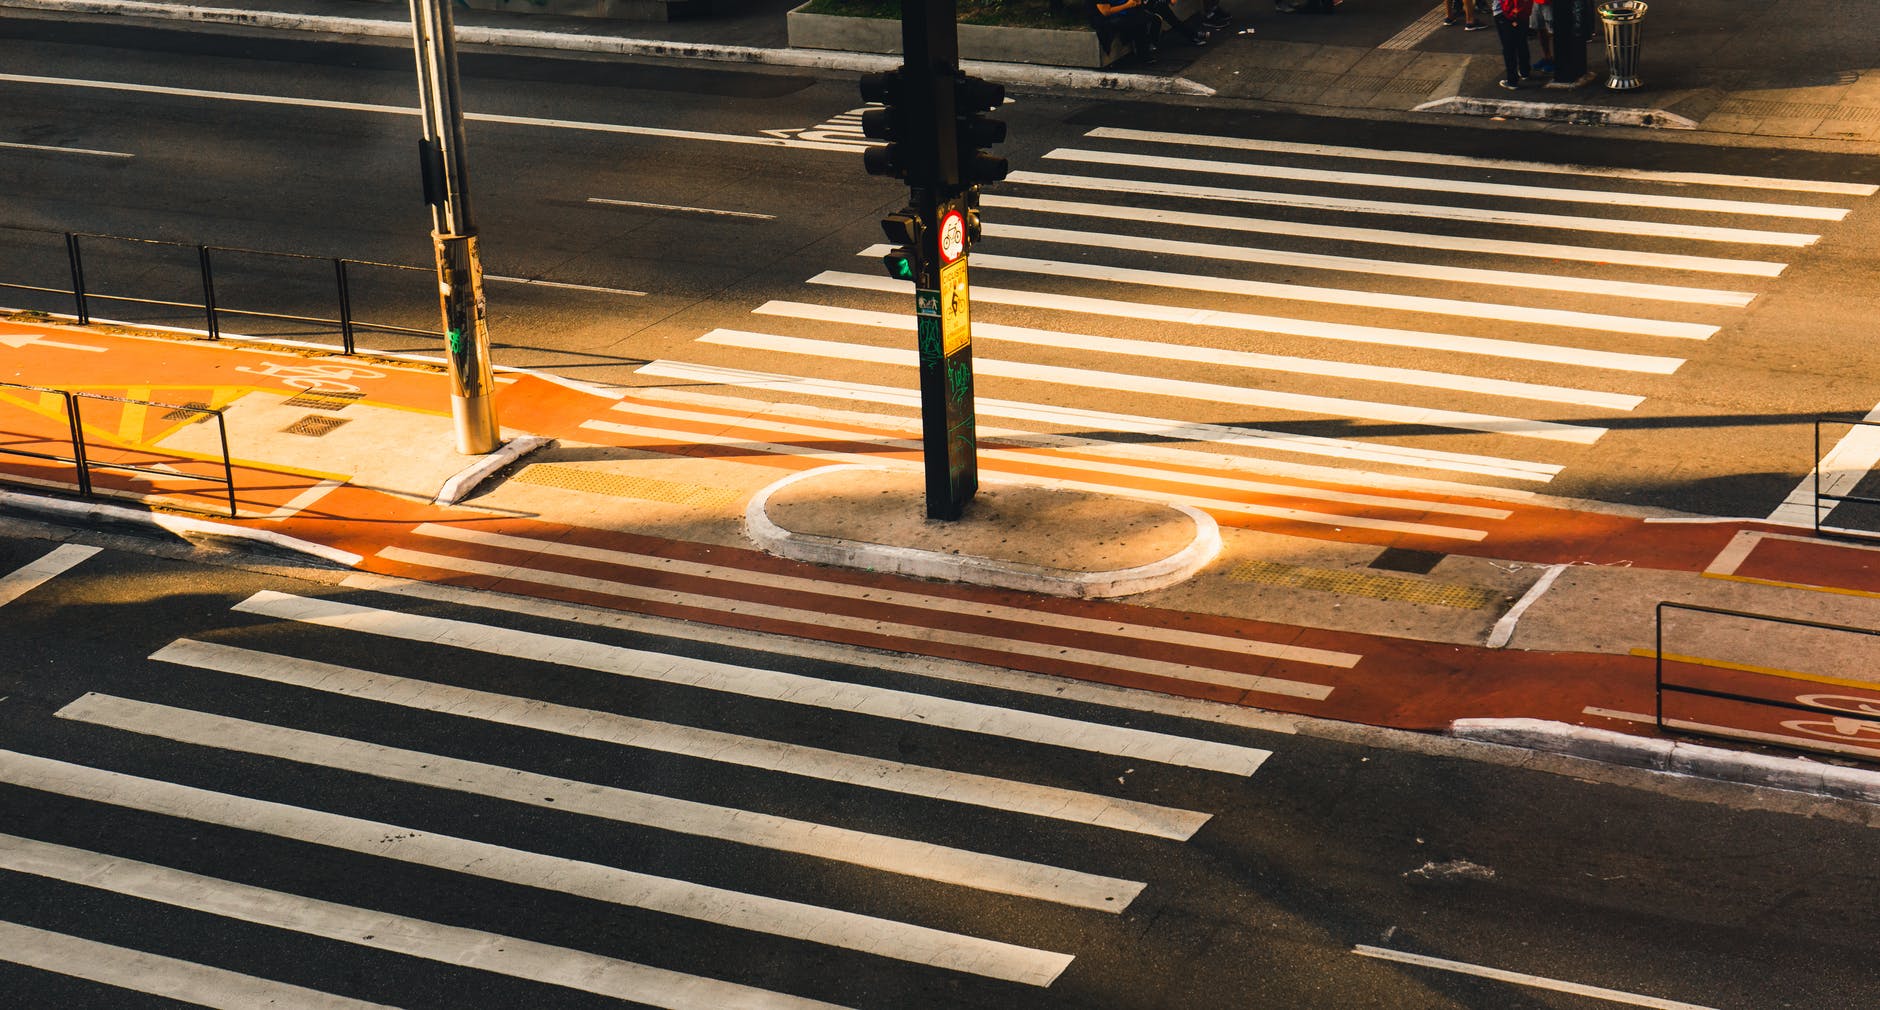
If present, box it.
[0,544,100,608]
[982,194,1790,276]
[0,833,850,1010]
[813,270,1689,373]
[0,920,398,1010]
[484,274,647,296]
[260,478,345,522]
[151,639,1216,839]
[0,140,134,158]
[59,693,1144,912]
[1084,127,1880,196]
[1006,171,1822,246]
[612,395,1517,517]
[756,299,1648,409]
[1352,945,1721,1009]
[633,361,1564,482]
[588,198,777,220]
[985,223,1756,307]
[873,246,1720,339]
[1047,147,1849,221]
[0,749,1073,986]
[700,327,1608,444]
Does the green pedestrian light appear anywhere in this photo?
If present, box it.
[883,247,916,280]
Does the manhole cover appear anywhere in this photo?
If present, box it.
[283,415,351,437]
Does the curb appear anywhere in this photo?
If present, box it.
[434,434,549,506]
[2,0,1214,95]
[1413,95,1698,129]
[1451,718,1880,804]
[743,464,1223,599]
[0,489,363,568]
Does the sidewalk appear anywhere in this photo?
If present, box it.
[9,0,1880,143]
[6,314,1880,803]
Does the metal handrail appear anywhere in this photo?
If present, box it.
[0,380,238,518]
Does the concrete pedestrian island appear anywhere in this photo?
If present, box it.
[745,463,1222,597]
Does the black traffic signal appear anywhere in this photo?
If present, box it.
[953,74,1007,187]
[880,210,924,282]
[860,70,915,180]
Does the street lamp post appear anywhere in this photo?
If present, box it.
[409,0,499,455]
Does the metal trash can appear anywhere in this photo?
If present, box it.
[1598,0,1648,91]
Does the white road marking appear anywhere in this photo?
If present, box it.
[151,639,1214,839]
[260,478,345,522]
[1048,147,1850,221]
[60,693,1144,912]
[1484,563,1567,649]
[1767,403,1880,525]
[0,919,399,1009]
[484,274,647,296]
[1353,945,1722,1009]
[0,544,100,608]
[0,749,1073,986]
[633,360,1564,482]
[1702,530,1765,576]
[876,246,1721,340]
[588,198,777,220]
[699,327,1608,444]
[0,140,133,158]
[0,73,864,153]
[756,299,1648,410]
[812,270,1688,373]
[1583,706,1656,724]
[0,331,110,352]
[612,395,1515,519]
[1007,171,1822,246]
[0,833,851,1010]
[985,222,1756,307]
[629,383,1547,498]
[981,194,1790,277]
[1086,126,1880,196]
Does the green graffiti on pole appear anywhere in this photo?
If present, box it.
[447,327,463,355]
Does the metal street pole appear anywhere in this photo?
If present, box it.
[409,0,499,454]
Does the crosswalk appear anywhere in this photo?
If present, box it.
[610,124,1874,542]
[0,557,1285,1007]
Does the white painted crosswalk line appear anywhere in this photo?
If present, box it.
[1007,172,1822,246]
[1046,147,1851,221]
[754,300,1649,410]
[1083,127,1880,197]
[983,194,1791,277]
[875,247,1720,340]
[699,328,1608,444]
[0,749,1075,986]
[634,361,1564,483]
[0,544,99,608]
[813,271,1687,373]
[59,693,1146,912]
[984,223,1757,307]
[152,639,1219,840]
[239,584,1340,723]
[0,834,852,1010]
[609,396,1515,519]
[0,919,399,1010]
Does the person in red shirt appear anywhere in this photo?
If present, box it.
[1492,0,1534,88]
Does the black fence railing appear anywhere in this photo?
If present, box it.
[0,381,237,518]
[0,225,438,354]
[1655,600,1880,764]
[1813,416,1880,541]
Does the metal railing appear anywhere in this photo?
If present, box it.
[0,226,437,354]
[0,381,237,518]
[1813,416,1880,541]
[1655,600,1880,763]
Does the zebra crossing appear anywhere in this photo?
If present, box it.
[615,124,1876,542]
[0,557,1284,1007]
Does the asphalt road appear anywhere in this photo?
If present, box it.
[0,525,1876,1008]
[11,16,1880,523]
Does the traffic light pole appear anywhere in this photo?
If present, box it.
[410,0,499,455]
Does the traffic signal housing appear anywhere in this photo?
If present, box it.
[860,70,914,181]
[953,74,1008,187]
[880,210,924,282]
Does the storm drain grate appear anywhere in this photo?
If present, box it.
[282,390,365,411]
[1229,560,1500,609]
[160,400,212,422]
[515,464,743,509]
[283,415,351,437]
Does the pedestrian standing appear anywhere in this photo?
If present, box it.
[1444,0,1486,31]
[1492,0,1534,89]
[1531,0,1555,76]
